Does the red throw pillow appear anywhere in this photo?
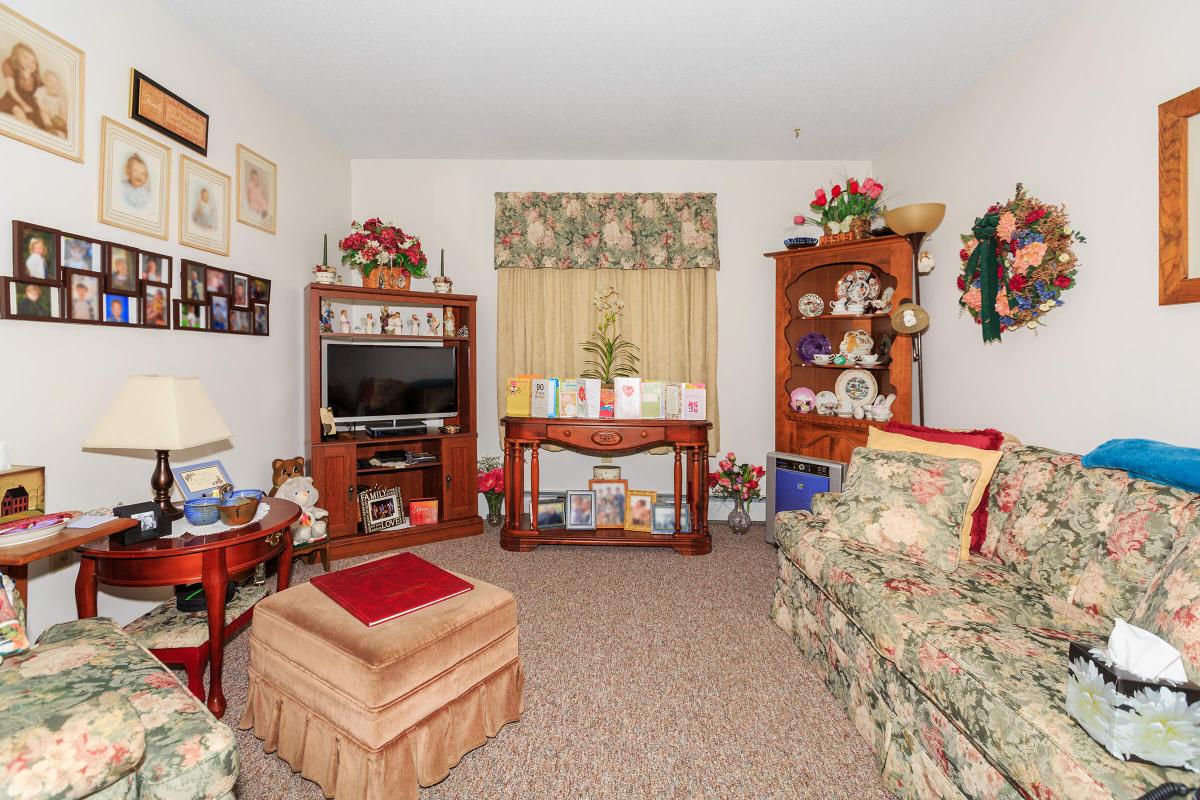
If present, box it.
[883,422,1004,552]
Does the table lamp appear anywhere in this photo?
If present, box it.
[883,203,945,425]
[83,376,231,519]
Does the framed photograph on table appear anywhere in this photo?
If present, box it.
[358,488,406,533]
[589,479,627,528]
[12,220,57,282]
[172,460,233,502]
[651,502,690,535]
[0,5,84,162]
[99,116,170,239]
[565,490,596,530]
[113,501,168,545]
[535,494,566,530]
[409,498,439,526]
[179,155,230,256]
[624,490,657,532]
[236,144,276,234]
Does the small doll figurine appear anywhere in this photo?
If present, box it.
[388,312,404,335]
[409,313,419,335]
[365,313,376,334]
[426,312,441,335]
[319,299,334,333]
[339,308,351,333]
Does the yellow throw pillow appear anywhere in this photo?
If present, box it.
[866,427,1003,560]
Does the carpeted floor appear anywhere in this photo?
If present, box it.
[211,523,889,799]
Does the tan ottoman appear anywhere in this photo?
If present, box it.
[239,572,523,800]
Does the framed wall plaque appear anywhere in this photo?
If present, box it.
[129,69,209,155]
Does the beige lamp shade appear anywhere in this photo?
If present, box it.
[83,375,231,451]
[885,203,946,236]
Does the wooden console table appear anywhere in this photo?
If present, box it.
[500,417,712,556]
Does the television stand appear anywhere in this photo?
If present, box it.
[305,284,482,562]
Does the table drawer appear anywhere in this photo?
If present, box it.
[546,424,667,449]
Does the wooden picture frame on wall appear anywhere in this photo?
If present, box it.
[1159,84,1200,305]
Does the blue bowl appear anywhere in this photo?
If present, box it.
[784,236,818,249]
[183,497,222,525]
[228,489,264,503]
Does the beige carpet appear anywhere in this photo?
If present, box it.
[211,523,889,799]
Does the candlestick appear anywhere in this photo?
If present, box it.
[440,248,445,276]
[322,234,328,266]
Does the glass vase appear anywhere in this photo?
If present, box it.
[727,496,752,536]
[485,492,504,526]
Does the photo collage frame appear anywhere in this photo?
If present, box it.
[2,219,172,329]
[175,258,270,336]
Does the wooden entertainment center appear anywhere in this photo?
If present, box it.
[304,284,482,561]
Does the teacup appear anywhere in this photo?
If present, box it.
[812,354,832,365]
[859,354,880,365]
[846,303,866,315]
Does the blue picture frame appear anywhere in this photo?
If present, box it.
[172,459,233,501]
[651,502,690,534]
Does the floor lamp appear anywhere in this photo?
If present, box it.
[883,203,945,425]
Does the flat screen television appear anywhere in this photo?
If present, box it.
[322,342,458,423]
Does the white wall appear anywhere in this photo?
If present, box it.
[874,0,1200,453]
[0,0,349,636]
[351,159,870,517]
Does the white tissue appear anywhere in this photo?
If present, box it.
[1104,618,1188,683]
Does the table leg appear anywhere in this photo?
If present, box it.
[202,548,229,717]
[3,564,29,612]
[514,444,525,529]
[503,441,515,528]
[674,447,683,535]
[74,558,97,618]
[277,529,294,592]
[700,445,710,534]
[530,443,540,532]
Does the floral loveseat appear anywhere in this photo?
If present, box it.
[772,442,1200,799]
[0,584,238,800]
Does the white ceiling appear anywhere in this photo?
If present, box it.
[157,0,1076,160]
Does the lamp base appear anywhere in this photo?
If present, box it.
[152,449,183,520]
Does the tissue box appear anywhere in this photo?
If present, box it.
[1066,641,1200,770]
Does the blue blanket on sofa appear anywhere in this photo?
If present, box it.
[1083,439,1200,493]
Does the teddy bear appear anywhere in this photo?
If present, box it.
[275,475,328,544]
[268,457,305,497]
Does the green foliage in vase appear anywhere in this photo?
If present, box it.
[579,286,639,384]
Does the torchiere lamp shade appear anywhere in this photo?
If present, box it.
[885,203,946,236]
[84,376,231,451]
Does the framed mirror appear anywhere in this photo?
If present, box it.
[1159,85,1200,305]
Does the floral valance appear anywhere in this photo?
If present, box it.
[494,192,719,270]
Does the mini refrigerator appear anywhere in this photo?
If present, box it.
[765,452,845,545]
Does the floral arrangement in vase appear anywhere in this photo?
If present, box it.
[707,452,764,535]
[797,177,887,244]
[957,183,1085,343]
[579,286,639,384]
[338,218,429,290]
[478,456,505,526]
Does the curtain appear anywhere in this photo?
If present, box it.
[494,192,719,271]
[496,268,719,450]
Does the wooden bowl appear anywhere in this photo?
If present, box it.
[218,497,258,527]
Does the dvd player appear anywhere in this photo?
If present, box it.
[365,422,429,438]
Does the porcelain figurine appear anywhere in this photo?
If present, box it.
[339,309,350,333]
[365,313,376,334]
[409,314,420,335]
[918,250,935,275]
[456,325,469,337]
[387,312,404,335]
[319,299,334,333]
[443,306,456,336]
[426,312,441,335]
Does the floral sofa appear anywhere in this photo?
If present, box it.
[0,585,238,800]
[771,443,1200,799]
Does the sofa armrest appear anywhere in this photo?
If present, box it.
[810,492,841,521]
[0,689,145,800]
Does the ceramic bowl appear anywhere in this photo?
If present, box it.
[219,496,259,527]
[183,497,222,526]
[228,489,264,503]
[784,236,818,250]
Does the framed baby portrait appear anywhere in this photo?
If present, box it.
[0,5,84,162]
[99,116,170,239]
[12,220,57,282]
[179,155,230,256]
[236,144,276,234]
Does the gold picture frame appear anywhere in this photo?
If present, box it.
[0,4,84,162]
[236,144,277,234]
[98,116,171,239]
[624,489,657,532]
[179,154,231,256]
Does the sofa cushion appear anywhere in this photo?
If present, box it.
[0,574,30,662]
[0,617,238,800]
[993,450,1129,597]
[1132,520,1200,684]
[775,511,1105,667]
[125,582,269,650]
[868,427,1003,560]
[979,443,1055,559]
[827,448,981,573]
[1072,481,1199,621]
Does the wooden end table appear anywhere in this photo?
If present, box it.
[0,518,137,613]
[74,498,301,717]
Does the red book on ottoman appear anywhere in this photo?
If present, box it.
[310,552,473,626]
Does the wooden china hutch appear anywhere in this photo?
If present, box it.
[768,236,914,462]
[304,284,482,561]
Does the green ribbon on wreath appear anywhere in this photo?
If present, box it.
[965,212,1003,344]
